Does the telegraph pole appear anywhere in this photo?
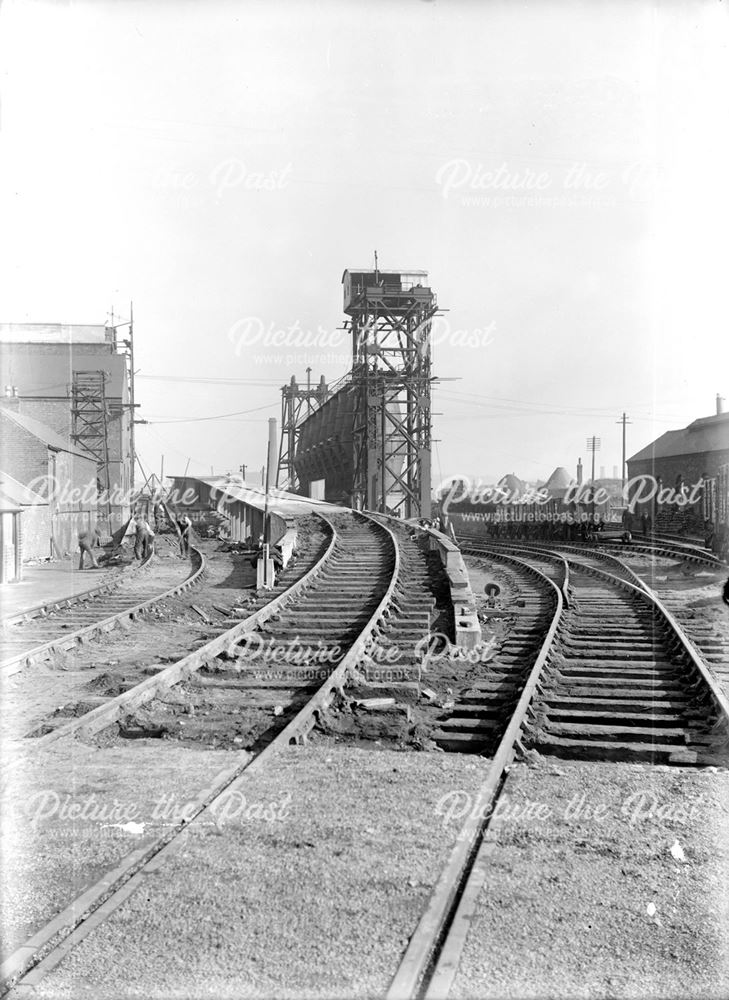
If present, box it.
[616,412,632,492]
[129,302,135,489]
[586,436,601,516]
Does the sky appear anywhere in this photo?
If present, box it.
[1,0,727,490]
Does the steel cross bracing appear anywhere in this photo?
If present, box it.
[347,284,438,519]
[277,376,329,491]
[71,370,113,520]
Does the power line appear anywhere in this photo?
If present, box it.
[137,374,287,386]
[147,402,278,424]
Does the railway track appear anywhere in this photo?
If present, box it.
[462,538,729,765]
[2,509,442,995]
[0,542,205,678]
[463,535,729,702]
[598,537,722,568]
[430,548,565,754]
[383,537,729,1000]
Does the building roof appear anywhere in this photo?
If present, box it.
[342,269,428,282]
[0,492,22,512]
[0,470,47,505]
[496,473,526,494]
[628,412,729,463]
[543,466,572,492]
[0,407,95,460]
[0,324,110,344]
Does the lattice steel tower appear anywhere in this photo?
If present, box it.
[72,370,112,521]
[277,373,329,491]
[343,265,439,519]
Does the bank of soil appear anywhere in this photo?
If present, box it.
[449,758,729,999]
[21,743,491,999]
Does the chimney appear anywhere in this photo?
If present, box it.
[577,458,583,485]
[599,465,605,480]
[613,465,618,478]
[717,393,725,415]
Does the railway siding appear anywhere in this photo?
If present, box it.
[1,511,417,994]
[0,544,206,678]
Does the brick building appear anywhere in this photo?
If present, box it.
[0,323,134,534]
[0,408,98,557]
[626,399,729,535]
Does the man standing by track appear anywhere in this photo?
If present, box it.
[177,514,192,556]
[77,525,101,570]
[134,516,155,560]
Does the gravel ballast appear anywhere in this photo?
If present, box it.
[21,742,491,999]
[448,758,729,999]
[1,743,250,956]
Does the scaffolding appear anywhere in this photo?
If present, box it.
[72,370,112,522]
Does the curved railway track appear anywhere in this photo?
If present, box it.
[456,522,722,568]
[2,509,443,995]
[461,534,729,700]
[0,544,205,678]
[461,538,729,765]
[431,548,565,753]
[384,536,729,1000]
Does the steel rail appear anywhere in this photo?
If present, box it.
[455,524,722,569]
[598,538,724,567]
[1,563,145,629]
[462,539,729,735]
[463,537,646,593]
[385,552,564,1000]
[29,517,338,749]
[0,547,205,679]
[394,540,729,999]
[1,511,402,995]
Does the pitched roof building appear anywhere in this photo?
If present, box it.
[627,406,729,488]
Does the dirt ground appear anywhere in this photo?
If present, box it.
[0,539,259,744]
[319,554,549,750]
[625,556,729,696]
[1,741,250,957]
[448,758,729,999]
[14,742,492,1000]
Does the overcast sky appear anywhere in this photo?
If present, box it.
[1,0,727,488]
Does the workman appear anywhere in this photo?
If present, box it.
[134,516,155,560]
[78,526,101,570]
[177,514,192,556]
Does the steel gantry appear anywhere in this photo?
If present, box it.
[342,266,440,519]
[276,373,329,491]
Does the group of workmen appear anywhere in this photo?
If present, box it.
[77,511,193,569]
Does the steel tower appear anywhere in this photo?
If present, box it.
[343,266,438,519]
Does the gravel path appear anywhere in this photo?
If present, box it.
[21,742,491,999]
[448,758,729,999]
